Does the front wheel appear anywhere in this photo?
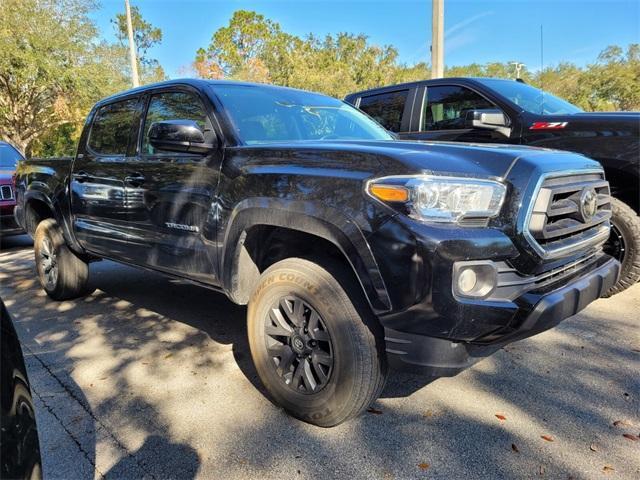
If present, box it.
[247,258,387,427]
[603,197,640,296]
[34,219,91,300]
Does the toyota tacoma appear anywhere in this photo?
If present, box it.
[14,79,619,426]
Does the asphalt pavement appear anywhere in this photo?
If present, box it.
[1,234,638,479]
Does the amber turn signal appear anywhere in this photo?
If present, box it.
[369,184,409,202]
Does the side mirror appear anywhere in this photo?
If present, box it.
[148,120,216,154]
[465,109,511,137]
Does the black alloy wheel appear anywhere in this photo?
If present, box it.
[264,295,334,394]
[603,223,626,262]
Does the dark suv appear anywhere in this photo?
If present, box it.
[15,79,619,426]
[346,78,639,295]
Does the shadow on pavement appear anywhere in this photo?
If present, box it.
[0,236,638,478]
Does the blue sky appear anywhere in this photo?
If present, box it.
[93,0,640,78]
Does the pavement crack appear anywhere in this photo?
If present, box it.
[23,343,157,480]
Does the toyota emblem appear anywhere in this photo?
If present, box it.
[579,188,598,222]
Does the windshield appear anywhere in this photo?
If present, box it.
[0,142,23,169]
[211,85,394,144]
[477,79,583,115]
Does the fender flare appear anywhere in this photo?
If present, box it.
[220,198,392,313]
[22,189,84,254]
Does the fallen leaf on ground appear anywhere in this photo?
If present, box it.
[623,433,639,441]
[164,353,173,359]
[366,407,383,415]
[417,463,429,471]
[590,443,598,452]
[422,409,434,418]
[495,414,507,421]
[613,420,632,427]
[511,443,519,453]
[541,435,554,442]
[603,465,615,474]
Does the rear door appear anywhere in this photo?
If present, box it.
[71,97,140,257]
[402,84,506,142]
[122,88,221,284]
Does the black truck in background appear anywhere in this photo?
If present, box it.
[14,79,619,426]
[345,78,640,295]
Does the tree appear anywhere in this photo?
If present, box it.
[0,0,129,155]
[195,10,410,97]
[112,4,166,84]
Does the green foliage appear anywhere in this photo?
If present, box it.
[0,0,130,155]
[0,0,167,156]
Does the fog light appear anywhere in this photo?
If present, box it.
[453,262,497,299]
[458,268,477,293]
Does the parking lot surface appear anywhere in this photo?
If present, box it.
[1,234,638,479]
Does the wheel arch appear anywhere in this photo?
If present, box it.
[602,164,639,214]
[220,201,391,314]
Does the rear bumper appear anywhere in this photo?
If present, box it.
[384,256,620,376]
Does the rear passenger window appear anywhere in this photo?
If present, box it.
[421,86,493,131]
[88,99,138,155]
[358,90,409,132]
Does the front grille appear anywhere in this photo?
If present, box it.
[0,185,13,200]
[526,170,611,259]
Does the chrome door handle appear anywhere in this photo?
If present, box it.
[73,171,92,183]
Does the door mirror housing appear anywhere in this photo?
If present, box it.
[148,120,216,154]
[465,109,511,137]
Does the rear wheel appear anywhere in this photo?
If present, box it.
[34,219,91,300]
[603,197,640,296]
[247,258,387,427]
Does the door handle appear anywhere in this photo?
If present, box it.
[73,171,92,183]
[124,173,146,187]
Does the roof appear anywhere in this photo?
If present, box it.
[95,78,327,106]
[344,77,515,100]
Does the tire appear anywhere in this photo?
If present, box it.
[34,219,91,300]
[247,257,387,427]
[603,197,640,296]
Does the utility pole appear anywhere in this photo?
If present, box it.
[510,62,526,79]
[125,0,140,87]
[431,0,444,79]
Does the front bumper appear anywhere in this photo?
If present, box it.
[383,256,620,376]
[0,213,23,236]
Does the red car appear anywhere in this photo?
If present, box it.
[0,141,24,236]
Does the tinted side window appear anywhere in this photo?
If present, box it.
[142,91,209,155]
[358,90,409,132]
[421,86,494,131]
[88,99,138,155]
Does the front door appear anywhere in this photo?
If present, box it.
[402,85,506,143]
[71,97,140,258]
[123,89,221,284]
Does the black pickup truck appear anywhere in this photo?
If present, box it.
[14,79,619,426]
[345,78,640,295]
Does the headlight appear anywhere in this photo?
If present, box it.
[366,175,506,224]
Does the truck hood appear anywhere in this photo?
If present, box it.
[233,140,601,179]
